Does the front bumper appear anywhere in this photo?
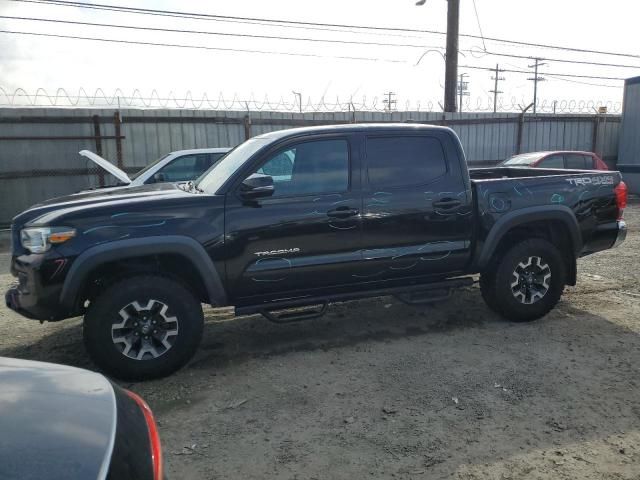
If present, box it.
[5,254,69,321]
[613,219,627,248]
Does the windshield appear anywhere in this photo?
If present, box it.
[196,138,270,193]
[502,153,546,166]
[129,153,171,180]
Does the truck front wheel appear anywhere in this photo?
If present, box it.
[480,239,566,322]
[83,275,204,380]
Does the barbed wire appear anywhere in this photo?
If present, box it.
[0,87,623,114]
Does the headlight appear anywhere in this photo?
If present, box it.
[20,227,76,253]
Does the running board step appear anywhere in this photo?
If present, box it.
[260,303,328,324]
[235,276,474,318]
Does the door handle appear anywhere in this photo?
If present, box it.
[327,206,359,218]
[432,199,462,209]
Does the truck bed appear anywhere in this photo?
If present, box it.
[468,166,623,260]
[469,166,605,181]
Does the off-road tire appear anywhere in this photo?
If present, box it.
[83,275,204,380]
[480,238,566,322]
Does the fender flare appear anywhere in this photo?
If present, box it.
[60,235,227,309]
[476,205,582,270]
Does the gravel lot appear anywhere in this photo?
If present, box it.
[1,204,639,479]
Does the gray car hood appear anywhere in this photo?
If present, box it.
[0,357,116,480]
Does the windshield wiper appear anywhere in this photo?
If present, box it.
[185,181,204,193]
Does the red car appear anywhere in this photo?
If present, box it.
[499,151,609,170]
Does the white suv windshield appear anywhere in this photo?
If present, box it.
[130,154,170,180]
[196,138,269,193]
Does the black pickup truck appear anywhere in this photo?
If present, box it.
[6,124,628,380]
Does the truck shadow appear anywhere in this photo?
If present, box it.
[2,289,640,477]
[0,290,488,372]
[192,289,489,367]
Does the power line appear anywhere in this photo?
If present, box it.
[0,14,447,50]
[4,13,640,72]
[0,29,405,63]
[464,47,640,70]
[471,0,486,51]
[9,0,640,60]
[459,64,625,81]
[543,74,623,89]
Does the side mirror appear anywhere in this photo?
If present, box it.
[240,173,274,200]
[153,172,167,183]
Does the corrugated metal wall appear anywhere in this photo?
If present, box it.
[0,108,621,224]
[617,77,640,192]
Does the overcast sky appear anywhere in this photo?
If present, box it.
[0,0,638,112]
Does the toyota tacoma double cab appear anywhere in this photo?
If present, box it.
[6,124,628,380]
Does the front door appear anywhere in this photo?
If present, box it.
[224,135,363,303]
[358,131,473,280]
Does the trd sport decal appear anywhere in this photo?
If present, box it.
[566,176,614,187]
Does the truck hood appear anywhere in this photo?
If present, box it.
[14,182,194,227]
[79,150,131,185]
[0,357,116,480]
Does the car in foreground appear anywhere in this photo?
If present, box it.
[499,150,609,170]
[80,147,231,189]
[0,356,163,480]
[6,124,627,380]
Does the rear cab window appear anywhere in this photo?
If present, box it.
[365,136,447,188]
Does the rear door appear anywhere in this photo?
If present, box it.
[358,131,473,280]
[223,134,363,301]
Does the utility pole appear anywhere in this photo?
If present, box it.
[415,0,459,112]
[527,58,546,114]
[444,0,460,112]
[457,73,469,112]
[383,91,397,112]
[489,63,505,113]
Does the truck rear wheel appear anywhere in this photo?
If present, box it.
[480,238,566,322]
[83,275,204,380]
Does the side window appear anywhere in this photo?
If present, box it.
[254,139,349,197]
[258,150,294,181]
[154,154,210,182]
[537,155,564,169]
[565,154,589,170]
[366,136,447,188]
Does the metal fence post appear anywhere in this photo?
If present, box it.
[92,114,104,186]
[244,115,252,140]
[113,111,124,169]
[591,114,600,155]
[516,103,535,154]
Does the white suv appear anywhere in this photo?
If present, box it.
[80,147,231,189]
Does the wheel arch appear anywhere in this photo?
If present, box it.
[476,206,581,285]
[60,236,227,311]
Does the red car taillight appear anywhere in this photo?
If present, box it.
[615,181,628,220]
[125,390,163,480]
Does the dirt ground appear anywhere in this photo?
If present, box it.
[1,204,640,480]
